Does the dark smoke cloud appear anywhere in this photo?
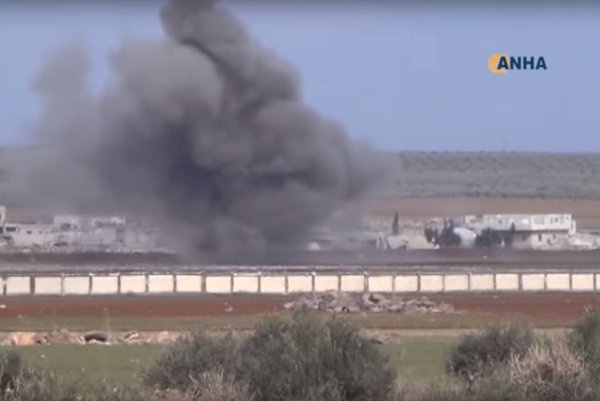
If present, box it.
[11,0,379,255]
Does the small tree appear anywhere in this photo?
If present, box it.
[144,332,242,391]
[446,323,536,381]
[144,311,397,401]
[239,311,396,401]
[569,307,600,376]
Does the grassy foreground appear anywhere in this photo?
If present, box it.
[0,312,577,332]
[11,336,456,385]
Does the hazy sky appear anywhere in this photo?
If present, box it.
[1,1,599,152]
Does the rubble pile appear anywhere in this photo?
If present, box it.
[283,292,455,315]
[2,329,182,346]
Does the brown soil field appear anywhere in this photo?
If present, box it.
[1,293,600,321]
[347,197,600,220]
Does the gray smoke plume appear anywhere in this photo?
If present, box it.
[13,0,378,255]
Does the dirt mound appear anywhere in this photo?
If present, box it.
[283,292,454,315]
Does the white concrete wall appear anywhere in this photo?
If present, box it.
[148,275,174,293]
[340,275,365,292]
[260,276,286,294]
[522,274,545,291]
[5,277,30,295]
[496,274,519,291]
[176,275,202,293]
[7,269,600,297]
[91,276,119,295]
[120,275,146,294]
[420,275,444,292]
[546,274,570,291]
[395,275,418,292]
[287,275,313,293]
[369,276,394,293]
[470,274,494,291]
[206,275,232,294]
[34,277,62,295]
[233,275,259,293]
[63,276,90,295]
[572,274,594,291]
[314,275,339,292]
[444,274,469,292]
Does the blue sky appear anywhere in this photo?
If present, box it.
[1,2,599,152]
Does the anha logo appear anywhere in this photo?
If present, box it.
[487,53,547,75]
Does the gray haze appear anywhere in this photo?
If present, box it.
[7,0,377,255]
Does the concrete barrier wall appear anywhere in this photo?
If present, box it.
[395,275,419,292]
[34,277,62,295]
[369,275,394,293]
[7,268,600,296]
[445,275,469,292]
[314,275,339,292]
[340,275,364,292]
[547,274,570,291]
[148,275,174,293]
[6,277,30,295]
[420,275,444,292]
[206,276,232,294]
[91,276,119,295]
[233,275,259,293]
[63,276,90,295]
[120,275,146,294]
[572,274,594,291]
[260,276,286,294]
[496,274,519,291]
[470,274,494,291]
[522,274,545,291]
[287,275,312,293]
[176,275,202,293]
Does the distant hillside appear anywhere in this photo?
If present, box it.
[4,148,600,203]
[376,152,600,199]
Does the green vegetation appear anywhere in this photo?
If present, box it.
[146,311,398,401]
[0,312,577,333]
[11,338,452,386]
[446,322,535,380]
[381,338,454,379]
[378,152,600,199]
[4,310,600,400]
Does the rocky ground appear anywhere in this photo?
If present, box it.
[283,292,455,315]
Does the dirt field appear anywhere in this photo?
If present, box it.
[1,293,600,322]
[349,197,600,221]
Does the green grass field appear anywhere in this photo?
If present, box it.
[0,312,573,333]
[11,336,457,386]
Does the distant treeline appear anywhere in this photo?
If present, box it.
[377,151,600,199]
[4,149,600,201]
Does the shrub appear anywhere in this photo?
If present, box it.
[569,307,600,376]
[187,370,253,401]
[144,332,242,391]
[145,311,396,401]
[239,311,396,401]
[508,340,594,401]
[446,323,536,381]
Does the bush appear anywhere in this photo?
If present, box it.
[239,311,396,401]
[508,340,594,401]
[0,349,144,401]
[144,332,242,391]
[446,323,536,381]
[569,307,600,376]
[426,339,598,401]
[145,311,396,401]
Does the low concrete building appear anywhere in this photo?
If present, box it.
[478,214,576,250]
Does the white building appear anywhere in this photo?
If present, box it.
[478,214,576,250]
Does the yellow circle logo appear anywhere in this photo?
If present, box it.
[487,53,508,75]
